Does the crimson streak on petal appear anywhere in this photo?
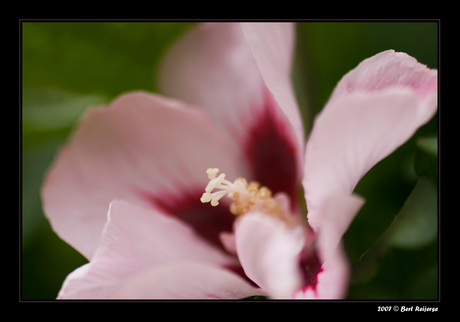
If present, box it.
[245,89,299,207]
[143,189,235,252]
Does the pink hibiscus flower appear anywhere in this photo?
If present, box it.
[41,23,437,299]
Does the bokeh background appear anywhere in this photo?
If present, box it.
[21,21,439,300]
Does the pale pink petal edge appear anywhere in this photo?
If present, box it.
[112,261,264,299]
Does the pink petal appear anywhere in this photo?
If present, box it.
[311,194,364,264]
[159,23,267,153]
[113,262,263,299]
[42,91,242,259]
[241,23,305,165]
[330,50,438,102]
[303,51,437,231]
[58,200,234,299]
[159,23,303,203]
[304,88,436,230]
[219,231,237,255]
[234,213,305,298]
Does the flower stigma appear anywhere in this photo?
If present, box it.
[200,168,289,221]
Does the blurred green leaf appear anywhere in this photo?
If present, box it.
[417,136,438,156]
[406,264,438,299]
[389,176,437,249]
[23,87,108,132]
[350,221,392,286]
[22,22,193,97]
[414,136,438,181]
[351,176,438,285]
[22,141,60,245]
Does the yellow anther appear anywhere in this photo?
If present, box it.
[258,186,272,200]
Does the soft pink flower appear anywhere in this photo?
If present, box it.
[41,23,437,299]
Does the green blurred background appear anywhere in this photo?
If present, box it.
[21,21,439,300]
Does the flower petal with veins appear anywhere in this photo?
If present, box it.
[303,51,437,232]
[42,92,241,259]
[57,200,234,299]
